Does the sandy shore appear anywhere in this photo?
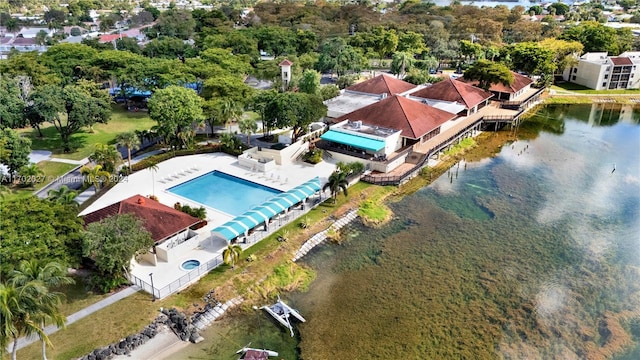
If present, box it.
[111,328,191,360]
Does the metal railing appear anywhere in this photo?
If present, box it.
[129,197,323,299]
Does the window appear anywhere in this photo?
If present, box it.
[603,82,607,87]
[604,74,609,79]
[573,68,577,73]
[572,75,576,81]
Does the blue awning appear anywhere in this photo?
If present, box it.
[321,130,385,152]
[211,177,321,241]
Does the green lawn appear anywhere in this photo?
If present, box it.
[552,83,640,95]
[20,105,156,160]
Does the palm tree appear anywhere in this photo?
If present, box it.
[18,164,44,188]
[238,117,258,146]
[222,242,243,269]
[0,281,47,360]
[323,171,349,204]
[80,165,110,190]
[5,17,21,40]
[10,260,73,360]
[147,161,159,196]
[47,185,78,205]
[89,143,122,174]
[217,99,243,132]
[115,132,140,174]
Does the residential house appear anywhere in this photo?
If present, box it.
[83,195,205,266]
[563,52,640,90]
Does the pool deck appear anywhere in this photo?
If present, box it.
[79,153,337,292]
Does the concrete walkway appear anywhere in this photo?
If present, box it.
[48,157,89,165]
[7,286,140,352]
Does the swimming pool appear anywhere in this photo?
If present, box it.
[168,171,281,216]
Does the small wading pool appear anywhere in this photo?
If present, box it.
[181,259,201,271]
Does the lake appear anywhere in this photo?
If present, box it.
[180,103,640,359]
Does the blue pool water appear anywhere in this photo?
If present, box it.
[181,259,200,270]
[168,171,281,216]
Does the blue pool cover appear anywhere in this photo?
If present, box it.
[212,177,321,241]
[320,130,385,151]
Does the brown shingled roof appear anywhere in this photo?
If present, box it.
[83,195,201,243]
[346,74,416,96]
[409,78,493,110]
[611,57,633,66]
[336,95,457,139]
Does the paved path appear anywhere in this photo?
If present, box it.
[7,286,140,352]
[48,157,89,165]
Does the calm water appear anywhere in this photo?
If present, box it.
[180,104,640,359]
[168,171,281,216]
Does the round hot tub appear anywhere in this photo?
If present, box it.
[181,259,201,271]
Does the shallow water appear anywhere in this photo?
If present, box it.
[179,104,640,359]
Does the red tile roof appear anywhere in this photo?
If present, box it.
[99,34,127,43]
[279,59,293,66]
[409,78,493,110]
[346,74,416,96]
[489,72,533,94]
[336,95,457,139]
[611,57,633,66]
[83,195,201,243]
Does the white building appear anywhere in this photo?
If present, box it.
[563,52,640,90]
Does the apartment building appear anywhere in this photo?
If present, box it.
[563,52,640,90]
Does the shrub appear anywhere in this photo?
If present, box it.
[303,149,323,164]
[320,84,340,100]
[337,161,365,177]
[336,74,358,89]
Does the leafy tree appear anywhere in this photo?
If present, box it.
[299,69,321,95]
[153,9,195,40]
[538,38,584,75]
[390,51,415,78]
[404,71,444,85]
[142,37,191,59]
[317,38,368,77]
[83,214,154,292]
[0,76,26,128]
[560,21,632,55]
[39,44,98,84]
[5,17,21,39]
[238,117,258,146]
[202,31,259,60]
[0,127,31,176]
[30,82,111,152]
[264,92,327,142]
[319,84,340,101]
[248,90,278,136]
[115,37,142,54]
[397,31,426,54]
[528,5,543,15]
[323,171,349,204]
[0,197,84,274]
[251,26,296,57]
[147,86,204,150]
[222,243,243,268]
[9,260,73,360]
[18,164,44,188]
[459,40,484,62]
[34,30,49,46]
[115,132,140,174]
[508,42,555,75]
[201,74,254,103]
[47,185,78,206]
[548,2,570,16]
[463,60,514,91]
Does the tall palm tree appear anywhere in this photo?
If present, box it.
[10,260,73,360]
[47,185,78,206]
[147,161,159,196]
[0,281,46,360]
[80,165,110,190]
[217,99,243,132]
[115,132,140,174]
[238,117,258,146]
[89,143,122,174]
[222,242,243,269]
[323,171,349,204]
